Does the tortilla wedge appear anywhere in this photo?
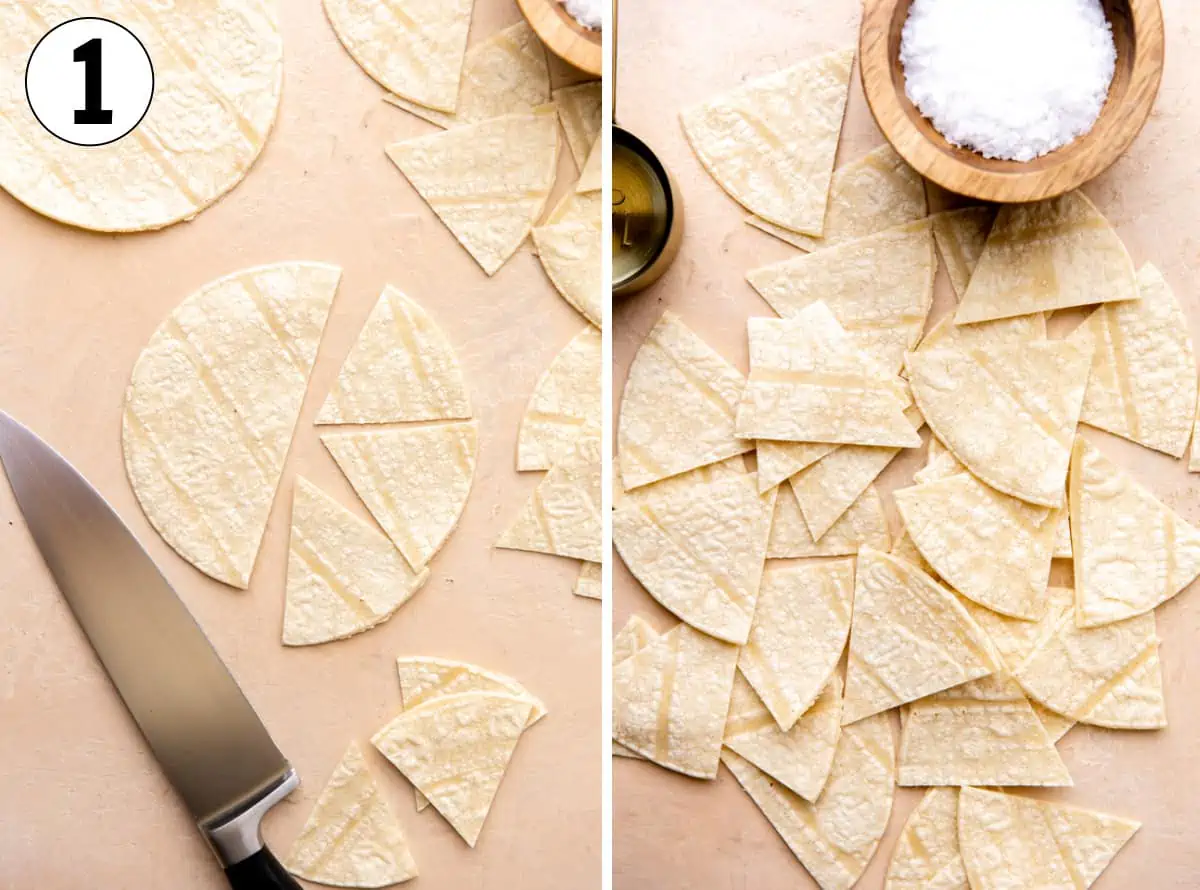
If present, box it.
[916,311,1046,357]
[768,481,891,559]
[532,191,603,327]
[612,615,659,759]
[930,206,996,300]
[884,787,968,890]
[576,138,601,193]
[574,561,602,599]
[755,439,837,491]
[517,326,601,471]
[553,81,602,169]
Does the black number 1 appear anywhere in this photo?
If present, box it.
[73,38,112,125]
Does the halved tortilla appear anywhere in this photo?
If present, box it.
[955,191,1139,324]
[1071,437,1200,626]
[284,742,417,887]
[518,326,601,471]
[930,206,996,299]
[722,711,895,890]
[576,138,602,193]
[843,549,1000,724]
[958,787,1140,890]
[612,622,739,778]
[768,481,891,559]
[916,311,1046,357]
[532,191,602,327]
[322,421,478,571]
[317,285,471,424]
[123,262,340,589]
[574,561,602,599]
[755,439,837,491]
[618,312,752,490]
[612,615,659,759]
[386,108,560,275]
[553,81,602,169]
[284,479,430,646]
[680,49,854,236]
[884,788,968,890]
[372,692,532,847]
[737,560,854,730]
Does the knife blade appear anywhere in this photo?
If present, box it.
[0,410,301,888]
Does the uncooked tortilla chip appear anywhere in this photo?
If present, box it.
[916,312,1046,358]
[532,191,602,327]
[497,436,602,562]
[574,561,602,599]
[843,549,1000,724]
[1071,437,1200,625]
[755,439,837,491]
[386,108,559,275]
[931,206,996,299]
[680,49,854,236]
[618,312,752,490]
[317,286,471,424]
[955,191,1139,324]
[722,711,895,890]
[324,0,472,113]
[123,263,340,589]
[322,421,478,571]
[612,623,739,778]
[554,82,602,169]
[768,482,891,559]
[518,327,601,471]
[958,787,1139,890]
[576,138,602,193]
[884,787,968,890]
[619,455,748,507]
[285,742,417,887]
[612,616,659,759]
[373,692,531,847]
[1033,704,1077,743]
[613,472,774,644]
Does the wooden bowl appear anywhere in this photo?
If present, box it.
[518,0,602,77]
[860,0,1165,203]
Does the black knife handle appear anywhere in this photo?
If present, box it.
[223,846,302,890]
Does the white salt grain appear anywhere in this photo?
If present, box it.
[563,0,603,31]
[900,0,1117,162]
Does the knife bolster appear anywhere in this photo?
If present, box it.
[204,768,300,866]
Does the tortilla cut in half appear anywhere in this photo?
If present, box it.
[324,0,472,113]
[517,327,601,471]
[736,304,920,447]
[748,144,927,251]
[532,191,602,327]
[554,82,602,169]
[747,220,935,374]
[843,549,1000,724]
[618,312,752,490]
[755,439,837,491]
[931,206,996,299]
[916,311,1046,358]
[284,742,417,887]
[123,262,341,589]
[884,787,968,890]
[612,622,739,778]
[612,615,659,759]
[386,108,559,275]
[383,21,549,127]
[958,787,1140,890]
[907,339,1093,507]
[680,49,854,237]
[322,421,478,571]
[574,561,602,599]
[722,711,895,890]
[317,285,470,424]
[372,692,532,847]
[768,482,890,559]
[955,190,1138,324]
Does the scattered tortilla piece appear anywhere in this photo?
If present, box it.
[386,108,560,275]
[843,549,1000,724]
[722,711,896,890]
[618,312,751,490]
[576,138,602,193]
[1034,704,1077,743]
[930,206,996,299]
[553,81,602,169]
[123,262,340,589]
[680,49,854,236]
[916,311,1046,357]
[532,191,603,327]
[612,616,659,759]
[955,190,1139,324]
[574,562,602,599]
[768,481,891,558]
[737,560,854,730]
[322,421,478,571]
[317,285,471,424]
[612,622,739,778]
[284,742,417,887]
[884,787,968,890]
[619,455,748,507]
[518,327,601,471]
[958,787,1140,890]
[755,439,837,491]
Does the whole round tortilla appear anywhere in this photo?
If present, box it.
[0,1,283,232]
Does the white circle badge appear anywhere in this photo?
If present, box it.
[25,17,154,147]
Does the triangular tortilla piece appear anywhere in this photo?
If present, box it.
[612,616,659,759]
[386,108,560,275]
[737,560,854,730]
[755,439,836,491]
[958,787,1140,890]
[1069,263,1198,457]
[884,788,968,890]
[322,421,478,571]
[532,191,602,327]
[553,81,602,169]
[907,339,1092,506]
[618,312,752,490]
[317,286,471,424]
[680,49,854,236]
[747,145,927,251]
[372,692,532,847]
[747,221,935,374]
[1071,437,1200,625]
[916,311,1046,357]
[898,673,1072,787]
[123,262,341,589]
[383,21,550,127]
[284,742,418,887]
[497,436,602,562]
[613,472,774,644]
[724,674,842,802]
[768,481,890,559]
[619,455,748,506]
[283,479,431,646]
[576,137,601,193]
[574,561,601,599]
[722,712,895,890]
[736,304,920,447]
[518,326,601,471]
[612,623,739,778]
[931,206,996,299]
[843,549,1000,724]
[1033,704,1076,743]
[955,190,1139,324]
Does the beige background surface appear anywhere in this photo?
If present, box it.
[614,2,1200,888]
[0,2,600,888]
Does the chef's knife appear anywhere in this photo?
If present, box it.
[0,410,302,889]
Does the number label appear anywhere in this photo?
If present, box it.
[73,37,113,125]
